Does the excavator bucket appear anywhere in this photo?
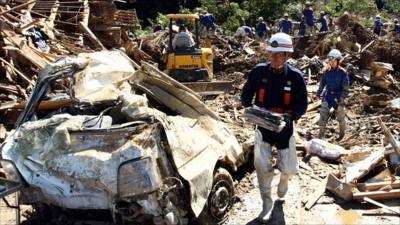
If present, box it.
[182,80,234,97]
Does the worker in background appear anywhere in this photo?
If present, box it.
[303,1,315,35]
[235,25,254,42]
[279,13,293,35]
[172,25,195,50]
[241,33,308,223]
[316,49,349,141]
[392,18,400,35]
[317,11,329,33]
[153,21,164,32]
[256,17,269,41]
[200,12,216,34]
[299,16,306,36]
[372,15,384,36]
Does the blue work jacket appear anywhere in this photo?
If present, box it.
[373,19,383,34]
[241,63,308,149]
[280,20,293,34]
[200,15,216,30]
[256,22,268,38]
[317,16,329,32]
[317,67,349,109]
[394,24,400,33]
[303,9,315,26]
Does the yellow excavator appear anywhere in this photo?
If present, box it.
[164,14,232,96]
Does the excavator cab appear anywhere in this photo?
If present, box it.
[165,14,232,96]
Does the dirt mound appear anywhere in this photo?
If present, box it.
[336,14,374,45]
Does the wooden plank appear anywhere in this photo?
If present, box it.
[0,0,36,16]
[0,57,34,85]
[363,197,400,215]
[378,117,400,157]
[1,28,49,69]
[0,101,19,110]
[17,46,49,69]
[0,83,19,95]
[0,123,6,140]
[243,47,255,55]
[30,10,77,26]
[305,177,328,210]
[357,180,400,192]
[353,189,400,201]
[78,22,106,50]
[345,149,385,184]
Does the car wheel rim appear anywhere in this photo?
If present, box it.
[209,179,232,220]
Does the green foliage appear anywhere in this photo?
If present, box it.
[199,1,250,34]
[242,0,298,24]
[153,12,169,27]
[179,7,192,14]
[383,0,400,14]
[286,2,303,21]
[321,0,376,18]
[134,28,153,38]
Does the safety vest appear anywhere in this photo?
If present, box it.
[257,69,292,114]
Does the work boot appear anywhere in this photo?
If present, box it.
[256,171,274,223]
[277,174,290,200]
[336,107,346,141]
[336,124,345,141]
[258,191,274,223]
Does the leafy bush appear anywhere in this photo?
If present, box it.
[321,0,377,18]
[200,0,250,35]
[383,0,400,14]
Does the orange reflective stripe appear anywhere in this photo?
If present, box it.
[284,92,291,105]
[258,88,265,103]
[270,107,284,113]
[269,107,292,113]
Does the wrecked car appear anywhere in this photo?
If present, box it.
[0,51,252,225]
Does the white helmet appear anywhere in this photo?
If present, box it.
[327,49,342,60]
[258,17,264,21]
[266,33,293,52]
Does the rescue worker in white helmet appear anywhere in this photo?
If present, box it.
[392,18,400,35]
[316,49,349,141]
[241,33,308,223]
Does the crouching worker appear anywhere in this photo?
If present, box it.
[316,49,349,141]
[241,33,308,223]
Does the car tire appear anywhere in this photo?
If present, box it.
[196,167,234,225]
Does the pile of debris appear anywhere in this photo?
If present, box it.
[0,0,140,132]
